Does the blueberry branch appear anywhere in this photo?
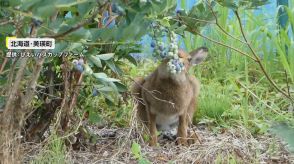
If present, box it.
[234,10,294,103]
[205,0,247,44]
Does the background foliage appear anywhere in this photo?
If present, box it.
[0,0,294,163]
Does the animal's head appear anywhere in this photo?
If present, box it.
[178,47,208,71]
[158,47,208,78]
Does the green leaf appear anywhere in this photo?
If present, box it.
[83,64,93,75]
[88,109,101,124]
[96,86,114,92]
[67,28,91,41]
[173,25,187,35]
[55,0,91,8]
[93,72,107,78]
[34,4,56,18]
[109,81,119,99]
[9,0,22,6]
[159,17,171,27]
[105,60,122,75]
[104,96,115,106]
[131,141,141,159]
[139,158,151,164]
[88,55,102,68]
[51,42,68,53]
[20,0,42,10]
[0,24,15,35]
[93,73,120,82]
[239,0,270,9]
[216,0,238,10]
[77,1,95,17]
[97,53,115,60]
[114,82,127,92]
[67,43,83,51]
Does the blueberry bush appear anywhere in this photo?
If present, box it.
[1,0,294,163]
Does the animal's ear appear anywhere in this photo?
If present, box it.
[189,47,208,65]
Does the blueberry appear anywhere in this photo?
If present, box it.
[170,69,176,74]
[170,65,176,70]
[155,49,161,55]
[176,9,183,14]
[108,19,116,28]
[92,88,99,97]
[72,59,78,65]
[179,62,184,67]
[78,58,84,65]
[176,9,185,15]
[173,54,179,59]
[175,63,181,71]
[111,3,125,15]
[75,64,84,73]
[172,59,177,65]
[112,3,118,13]
[32,18,42,27]
[160,52,166,58]
[151,41,156,48]
[170,43,177,49]
[168,52,173,57]
[173,48,178,54]
[158,41,163,47]
[159,45,164,51]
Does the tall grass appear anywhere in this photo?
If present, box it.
[170,1,294,143]
[31,135,67,164]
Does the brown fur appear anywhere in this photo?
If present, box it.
[131,47,208,146]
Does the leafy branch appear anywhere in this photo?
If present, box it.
[234,10,294,103]
[178,0,294,103]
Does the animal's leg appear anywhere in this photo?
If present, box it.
[176,113,188,146]
[148,112,157,146]
[186,95,202,145]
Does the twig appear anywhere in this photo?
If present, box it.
[127,76,175,108]
[22,56,46,111]
[68,73,84,112]
[36,83,63,89]
[46,7,101,39]
[284,70,293,106]
[191,29,257,61]
[234,10,294,103]
[0,57,8,74]
[205,0,247,44]
[105,15,118,27]
[0,19,13,26]
[3,58,28,112]
[34,90,62,100]
[177,16,216,24]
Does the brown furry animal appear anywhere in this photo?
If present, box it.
[131,47,208,146]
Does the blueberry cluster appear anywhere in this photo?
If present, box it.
[151,40,167,58]
[72,58,93,75]
[72,58,84,73]
[167,31,179,59]
[150,27,185,74]
[167,58,185,74]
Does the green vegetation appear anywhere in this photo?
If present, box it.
[31,135,67,164]
[0,0,293,163]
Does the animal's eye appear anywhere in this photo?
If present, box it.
[187,57,192,62]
